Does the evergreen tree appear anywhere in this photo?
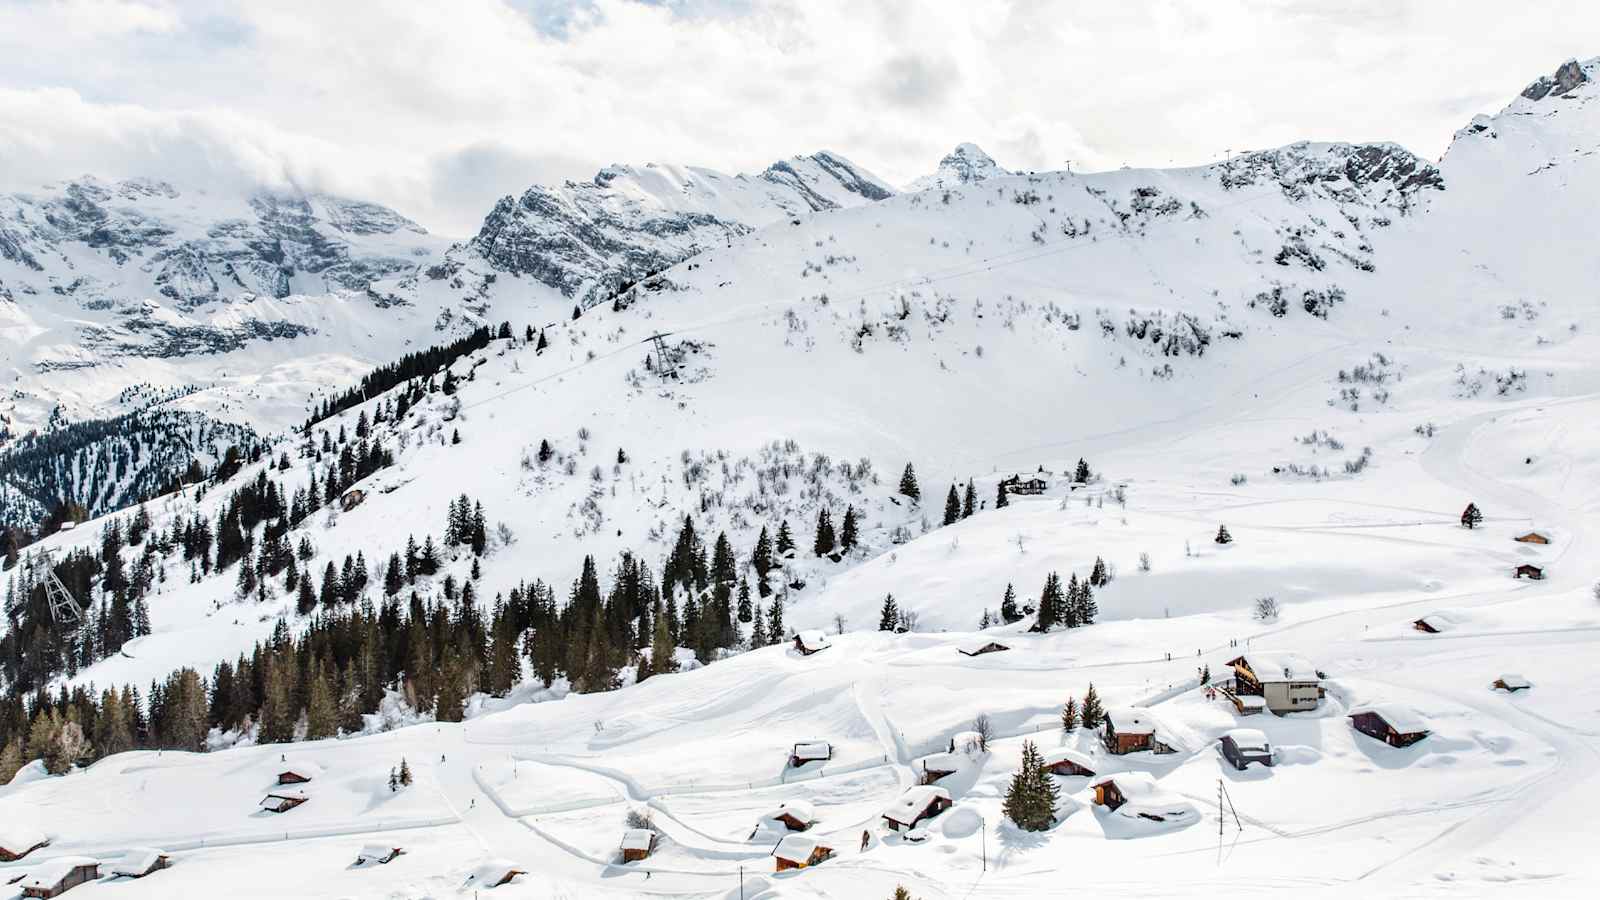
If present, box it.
[751,526,773,595]
[1035,572,1065,632]
[898,463,921,501]
[839,507,859,552]
[1002,740,1057,831]
[305,663,338,740]
[1089,556,1108,587]
[767,598,785,645]
[962,480,977,518]
[648,611,678,676]
[1077,580,1098,625]
[1063,573,1083,628]
[1060,697,1079,732]
[1461,502,1483,529]
[1074,458,1091,483]
[1215,524,1233,545]
[813,509,836,557]
[878,594,900,631]
[775,520,796,558]
[943,485,961,525]
[736,577,753,623]
[999,583,1020,624]
[1080,683,1105,729]
[995,481,1009,509]
[296,577,316,615]
[750,603,768,647]
[399,757,413,786]
[384,552,404,596]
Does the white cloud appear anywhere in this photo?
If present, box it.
[1,0,1595,235]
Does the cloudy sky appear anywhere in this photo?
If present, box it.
[1,0,1595,234]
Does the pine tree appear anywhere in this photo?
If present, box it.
[1080,683,1105,729]
[775,520,796,558]
[1074,458,1091,483]
[1060,697,1079,732]
[1089,556,1108,587]
[399,757,413,786]
[649,611,678,676]
[305,662,338,740]
[1035,572,1064,632]
[995,480,1009,509]
[878,594,900,631]
[751,526,773,595]
[1002,740,1057,831]
[750,603,768,647]
[892,888,917,900]
[813,509,836,557]
[767,598,785,645]
[943,485,961,525]
[1000,583,1020,624]
[898,463,921,501]
[1063,573,1083,628]
[1461,502,1483,529]
[839,507,859,552]
[1215,524,1233,544]
[736,577,753,623]
[1078,580,1098,626]
[962,480,976,518]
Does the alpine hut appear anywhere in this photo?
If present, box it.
[1225,653,1323,713]
[356,844,403,865]
[793,630,832,656]
[0,827,50,862]
[881,785,952,832]
[276,759,324,785]
[1514,563,1544,580]
[1413,615,1452,634]
[1218,729,1273,770]
[19,857,100,898]
[958,641,1010,657]
[110,848,171,878]
[1102,708,1176,755]
[1492,674,1532,693]
[259,790,309,813]
[1514,531,1550,544]
[468,859,525,888]
[1349,704,1430,747]
[620,829,658,863]
[1041,747,1097,778]
[772,834,834,871]
[755,801,816,834]
[788,741,832,767]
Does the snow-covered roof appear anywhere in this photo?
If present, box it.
[959,640,1010,655]
[762,800,815,823]
[1104,707,1155,734]
[772,833,829,862]
[795,629,832,651]
[920,751,963,773]
[1236,653,1319,682]
[1041,747,1097,772]
[883,785,951,826]
[1224,729,1270,753]
[1091,771,1160,797]
[260,790,308,808]
[620,829,656,851]
[357,843,400,862]
[1416,614,1454,631]
[469,857,525,883]
[1496,674,1532,689]
[791,741,831,760]
[277,758,324,779]
[1351,703,1429,735]
[111,847,169,877]
[19,856,98,890]
[0,826,47,852]
[1235,694,1267,710]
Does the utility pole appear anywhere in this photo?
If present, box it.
[739,864,744,898]
[649,333,679,379]
[980,814,987,871]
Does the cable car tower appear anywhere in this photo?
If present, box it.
[11,549,85,629]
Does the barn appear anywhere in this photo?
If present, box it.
[469,859,525,888]
[0,828,50,862]
[1089,773,1197,823]
[1102,708,1176,755]
[1225,653,1323,713]
[259,790,309,813]
[19,857,99,899]
[356,844,403,866]
[1349,704,1430,747]
[1514,531,1550,544]
[1041,747,1097,778]
[1413,615,1452,634]
[793,630,832,656]
[756,801,816,834]
[789,741,832,767]
[1218,729,1273,770]
[919,752,961,784]
[772,834,834,871]
[881,785,952,832]
[276,759,324,784]
[1514,563,1544,580]
[620,829,658,863]
[958,641,1010,657]
[110,848,171,878]
[1493,674,1532,693]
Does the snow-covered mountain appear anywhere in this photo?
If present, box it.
[3,55,1600,900]
[905,142,1013,191]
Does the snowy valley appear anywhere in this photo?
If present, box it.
[1,55,1599,900]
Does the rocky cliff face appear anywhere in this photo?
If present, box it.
[906,143,1013,192]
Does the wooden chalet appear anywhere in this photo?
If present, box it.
[772,834,834,871]
[470,859,525,888]
[20,857,99,899]
[1090,773,1156,812]
[1514,563,1544,580]
[919,753,961,785]
[1413,615,1451,634]
[789,741,832,767]
[1000,474,1048,496]
[110,848,171,879]
[0,828,50,862]
[1218,729,1273,770]
[1040,747,1097,778]
[1514,531,1550,545]
[793,630,832,656]
[881,785,952,832]
[356,844,403,866]
[1493,674,1532,693]
[757,801,816,834]
[1225,653,1323,713]
[1349,705,1430,748]
[276,759,324,784]
[259,790,309,813]
[620,829,658,863]
[958,641,1010,657]
[1102,708,1175,755]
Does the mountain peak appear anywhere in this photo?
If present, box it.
[1519,57,1593,102]
[907,143,1011,192]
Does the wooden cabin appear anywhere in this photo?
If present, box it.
[259,791,309,813]
[0,828,50,862]
[793,630,832,656]
[20,858,99,899]
[772,834,834,871]
[1102,708,1175,755]
[1349,705,1430,747]
[1225,654,1323,713]
[1493,674,1532,693]
[789,741,832,768]
[470,860,525,888]
[1218,729,1273,770]
[758,801,815,834]
[919,753,960,785]
[958,641,1010,657]
[356,844,403,866]
[1041,747,1097,778]
[1000,474,1048,496]
[1090,773,1157,812]
[277,760,324,784]
[881,785,952,832]
[1514,563,1544,580]
[620,829,658,863]
[110,848,171,878]
[1413,615,1451,634]
[1514,531,1550,545]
